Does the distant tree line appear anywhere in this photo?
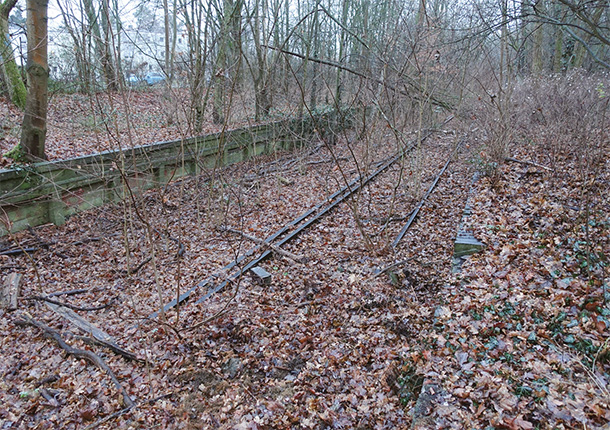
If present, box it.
[1,0,608,160]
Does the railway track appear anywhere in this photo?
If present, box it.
[150,119,461,321]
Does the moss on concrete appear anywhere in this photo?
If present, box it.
[3,143,25,162]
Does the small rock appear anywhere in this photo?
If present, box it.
[223,357,243,379]
[434,306,451,319]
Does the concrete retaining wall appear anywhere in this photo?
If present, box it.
[0,109,352,235]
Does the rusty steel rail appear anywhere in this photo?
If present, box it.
[149,122,454,319]
[391,140,464,247]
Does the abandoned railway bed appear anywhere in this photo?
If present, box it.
[1,122,477,428]
[150,132,464,322]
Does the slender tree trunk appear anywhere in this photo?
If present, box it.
[573,4,604,69]
[213,11,227,124]
[163,0,171,79]
[517,0,531,74]
[82,0,115,91]
[416,0,427,28]
[113,0,123,85]
[0,0,26,109]
[282,0,289,92]
[19,0,48,161]
[335,0,349,106]
[500,0,508,86]
[99,0,117,90]
[553,27,563,72]
[531,0,548,75]
[309,4,319,111]
[251,0,271,120]
[56,0,91,92]
[213,0,242,124]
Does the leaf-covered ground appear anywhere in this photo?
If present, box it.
[411,141,610,429]
[0,97,609,429]
[0,89,297,165]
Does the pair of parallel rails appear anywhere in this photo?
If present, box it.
[151,121,461,321]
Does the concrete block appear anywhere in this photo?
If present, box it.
[454,236,485,258]
[251,266,271,285]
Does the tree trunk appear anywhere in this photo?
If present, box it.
[553,26,563,72]
[99,0,117,91]
[213,0,242,124]
[335,0,349,106]
[572,4,604,69]
[309,4,320,111]
[517,0,532,74]
[56,0,92,93]
[183,0,211,132]
[19,0,48,161]
[251,0,272,120]
[212,32,227,124]
[82,0,115,92]
[499,0,508,85]
[531,0,545,77]
[0,0,26,109]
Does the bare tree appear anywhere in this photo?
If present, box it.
[17,0,48,161]
[0,0,26,108]
[213,0,243,124]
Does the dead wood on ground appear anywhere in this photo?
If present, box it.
[45,302,140,361]
[15,313,134,408]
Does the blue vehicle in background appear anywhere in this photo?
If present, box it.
[144,72,165,85]
[127,72,166,86]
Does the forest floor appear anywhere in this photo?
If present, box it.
[0,88,298,165]
[0,92,609,429]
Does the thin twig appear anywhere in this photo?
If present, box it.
[71,237,102,246]
[372,259,414,279]
[16,313,134,408]
[505,157,553,171]
[0,247,38,256]
[118,256,152,275]
[25,296,114,312]
[68,333,143,362]
[0,265,25,271]
[47,288,93,297]
[185,279,240,332]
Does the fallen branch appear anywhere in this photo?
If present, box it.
[1,272,21,310]
[306,156,350,165]
[373,259,414,278]
[47,288,93,297]
[27,227,55,249]
[16,313,134,408]
[83,391,176,430]
[0,265,25,271]
[222,227,306,263]
[505,157,553,172]
[168,236,185,258]
[45,302,140,361]
[276,175,294,186]
[71,237,102,246]
[120,256,152,275]
[26,295,113,312]
[39,388,60,407]
[0,247,38,256]
[186,279,239,332]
